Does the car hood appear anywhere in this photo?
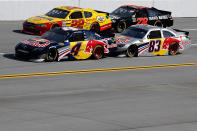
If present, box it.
[115,34,139,45]
[26,15,61,24]
[20,38,53,48]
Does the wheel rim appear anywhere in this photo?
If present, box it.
[91,24,99,32]
[118,22,126,32]
[94,47,103,59]
[47,49,57,61]
[155,22,163,27]
[127,46,136,57]
[171,44,178,54]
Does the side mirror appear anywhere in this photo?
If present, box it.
[69,37,75,42]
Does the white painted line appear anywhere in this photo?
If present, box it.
[182,29,197,31]
[0,53,5,55]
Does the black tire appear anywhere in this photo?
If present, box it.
[168,42,179,55]
[51,24,59,30]
[90,23,100,32]
[154,21,163,27]
[116,21,126,33]
[92,45,104,59]
[126,45,138,58]
[45,48,58,62]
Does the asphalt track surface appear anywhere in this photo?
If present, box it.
[0,18,197,131]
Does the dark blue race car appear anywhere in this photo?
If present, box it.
[15,27,116,62]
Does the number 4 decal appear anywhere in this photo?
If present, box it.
[71,42,82,56]
[149,40,161,52]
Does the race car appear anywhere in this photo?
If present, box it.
[113,25,191,57]
[16,27,116,62]
[23,6,112,35]
[109,5,173,32]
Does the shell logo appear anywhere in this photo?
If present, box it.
[97,16,105,23]
[32,18,42,21]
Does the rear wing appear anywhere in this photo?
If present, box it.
[173,28,189,36]
[94,10,109,16]
[152,7,172,16]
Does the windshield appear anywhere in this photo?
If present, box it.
[121,27,148,39]
[46,8,70,19]
[41,28,70,43]
[112,6,135,16]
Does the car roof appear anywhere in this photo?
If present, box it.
[56,6,83,11]
[121,5,150,9]
[130,24,162,31]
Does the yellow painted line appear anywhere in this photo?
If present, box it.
[0,63,197,79]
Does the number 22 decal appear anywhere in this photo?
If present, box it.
[71,19,84,28]
[149,40,161,52]
[137,18,148,25]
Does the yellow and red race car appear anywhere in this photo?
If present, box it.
[23,6,112,35]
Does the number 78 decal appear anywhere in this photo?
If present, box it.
[148,40,161,52]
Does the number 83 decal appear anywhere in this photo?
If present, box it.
[148,40,161,52]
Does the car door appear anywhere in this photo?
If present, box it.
[146,30,167,56]
[136,9,149,25]
[68,11,85,29]
[83,11,94,30]
[69,32,92,59]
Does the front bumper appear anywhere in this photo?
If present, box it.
[22,22,50,36]
[15,45,45,60]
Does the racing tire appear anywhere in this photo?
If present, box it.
[168,42,179,55]
[90,23,100,32]
[45,48,58,62]
[126,45,138,58]
[154,21,163,28]
[51,24,59,30]
[116,21,126,33]
[92,45,104,59]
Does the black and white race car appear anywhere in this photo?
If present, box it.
[109,5,173,32]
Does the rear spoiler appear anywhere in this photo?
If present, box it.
[152,7,172,15]
[173,28,189,36]
[94,10,109,16]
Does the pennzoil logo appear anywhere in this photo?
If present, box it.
[97,16,105,23]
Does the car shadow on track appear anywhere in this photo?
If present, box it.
[3,53,32,62]
[3,53,87,63]
[12,30,34,36]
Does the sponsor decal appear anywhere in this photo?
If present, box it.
[138,43,149,54]
[22,39,51,47]
[86,18,96,22]
[62,20,66,27]
[97,16,105,22]
[116,36,130,43]
[100,23,111,30]
[84,42,94,54]
[58,47,71,57]
[182,40,191,45]
[149,15,168,20]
